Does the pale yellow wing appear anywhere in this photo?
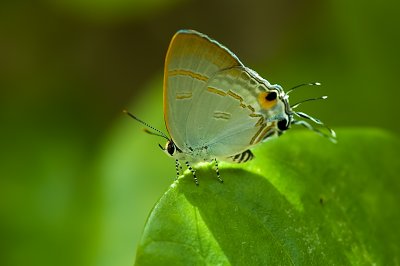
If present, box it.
[163,30,279,158]
[163,29,242,149]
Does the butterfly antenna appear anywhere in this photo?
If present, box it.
[143,128,168,139]
[291,96,328,109]
[123,109,170,140]
[286,82,321,95]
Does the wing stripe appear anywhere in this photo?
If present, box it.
[250,123,266,145]
[176,92,193,99]
[227,90,244,102]
[168,69,209,82]
[247,105,255,112]
[213,111,231,120]
[251,123,275,144]
[255,123,276,143]
[207,87,227,96]
[255,117,264,127]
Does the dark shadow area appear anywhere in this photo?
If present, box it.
[179,168,330,265]
[136,130,400,265]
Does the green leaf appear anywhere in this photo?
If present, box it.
[135,129,400,265]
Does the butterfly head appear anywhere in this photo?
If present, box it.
[258,84,293,135]
[257,82,336,142]
[162,140,183,158]
[276,87,293,133]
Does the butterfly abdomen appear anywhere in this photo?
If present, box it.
[229,150,254,163]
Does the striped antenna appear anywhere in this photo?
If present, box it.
[291,96,328,109]
[123,109,170,141]
[286,82,321,95]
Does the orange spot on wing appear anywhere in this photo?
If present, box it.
[258,92,277,110]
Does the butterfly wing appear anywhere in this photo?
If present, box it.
[164,30,242,147]
[164,30,276,158]
[186,66,277,158]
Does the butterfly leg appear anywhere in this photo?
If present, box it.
[175,159,181,180]
[185,161,199,186]
[214,158,223,183]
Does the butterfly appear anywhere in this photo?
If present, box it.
[125,29,336,185]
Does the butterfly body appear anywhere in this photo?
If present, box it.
[126,29,335,185]
[163,30,292,166]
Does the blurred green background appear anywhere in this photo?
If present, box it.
[1,0,399,265]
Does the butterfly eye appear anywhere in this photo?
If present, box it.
[258,91,278,109]
[265,91,277,101]
[166,141,176,156]
[277,119,289,131]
